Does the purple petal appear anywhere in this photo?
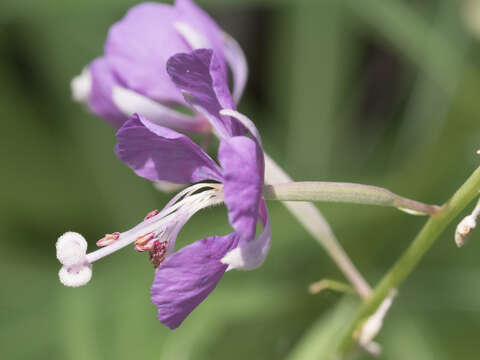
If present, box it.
[115,114,222,184]
[104,1,227,104]
[151,233,239,329]
[175,0,227,66]
[222,200,271,270]
[88,57,127,128]
[167,49,244,138]
[105,3,190,103]
[218,136,264,241]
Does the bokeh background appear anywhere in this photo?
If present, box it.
[1,0,480,359]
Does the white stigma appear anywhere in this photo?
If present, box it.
[71,68,92,103]
[56,232,92,287]
[56,232,88,266]
[56,184,223,288]
[59,264,92,287]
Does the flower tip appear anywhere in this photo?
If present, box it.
[56,232,88,266]
[71,68,92,103]
[59,264,92,287]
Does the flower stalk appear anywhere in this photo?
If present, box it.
[263,181,440,215]
[336,165,480,356]
[263,154,372,299]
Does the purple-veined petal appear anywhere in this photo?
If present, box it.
[222,200,271,270]
[222,31,248,104]
[167,49,244,138]
[105,3,190,103]
[115,114,222,184]
[88,57,127,128]
[218,136,264,241]
[151,233,239,329]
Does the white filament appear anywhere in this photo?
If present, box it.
[85,183,223,264]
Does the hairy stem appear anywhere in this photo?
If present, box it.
[263,181,440,215]
[264,154,372,299]
[337,165,480,356]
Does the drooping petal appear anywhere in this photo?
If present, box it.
[105,3,190,103]
[88,57,127,128]
[167,49,244,138]
[115,114,222,184]
[222,200,271,270]
[151,233,239,329]
[218,136,264,241]
[222,31,248,104]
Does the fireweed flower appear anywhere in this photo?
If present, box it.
[71,0,247,133]
[57,49,270,329]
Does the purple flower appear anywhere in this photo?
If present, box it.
[57,49,270,330]
[71,0,247,132]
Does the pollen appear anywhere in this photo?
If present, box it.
[149,240,169,268]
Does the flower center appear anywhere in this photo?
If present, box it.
[56,183,224,287]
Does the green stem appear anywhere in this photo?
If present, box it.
[337,166,480,356]
[263,182,440,215]
[263,154,373,299]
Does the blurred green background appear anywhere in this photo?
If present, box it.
[1,0,480,359]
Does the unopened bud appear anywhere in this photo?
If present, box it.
[455,215,477,247]
[356,289,397,353]
[96,232,120,247]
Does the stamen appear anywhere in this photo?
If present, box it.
[83,183,224,265]
[144,210,160,221]
[96,232,120,247]
[134,232,156,252]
